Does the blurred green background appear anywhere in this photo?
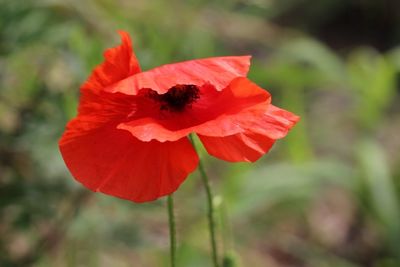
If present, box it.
[1,0,400,266]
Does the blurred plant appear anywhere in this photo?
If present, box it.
[1,0,400,267]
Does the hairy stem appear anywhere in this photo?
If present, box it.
[190,135,219,267]
[167,194,177,267]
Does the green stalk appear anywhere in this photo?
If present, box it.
[167,194,176,267]
[190,135,219,267]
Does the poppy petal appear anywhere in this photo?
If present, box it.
[105,56,251,95]
[246,104,300,139]
[59,124,198,202]
[69,89,136,135]
[82,31,141,93]
[197,105,299,162]
[118,77,270,142]
[198,132,275,162]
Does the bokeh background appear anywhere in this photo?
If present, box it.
[1,0,400,266]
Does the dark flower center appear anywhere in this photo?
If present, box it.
[150,84,200,112]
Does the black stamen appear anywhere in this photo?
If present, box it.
[149,84,200,112]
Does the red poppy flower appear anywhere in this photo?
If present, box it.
[59,31,299,203]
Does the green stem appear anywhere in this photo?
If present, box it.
[167,194,176,267]
[190,135,219,267]
[199,158,220,267]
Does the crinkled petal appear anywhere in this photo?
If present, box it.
[59,124,198,202]
[71,90,136,134]
[118,77,270,142]
[105,56,251,95]
[197,105,299,162]
[244,104,300,139]
[198,132,275,162]
[82,30,141,93]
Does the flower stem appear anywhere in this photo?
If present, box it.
[167,194,176,267]
[190,135,220,267]
[199,158,220,267]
